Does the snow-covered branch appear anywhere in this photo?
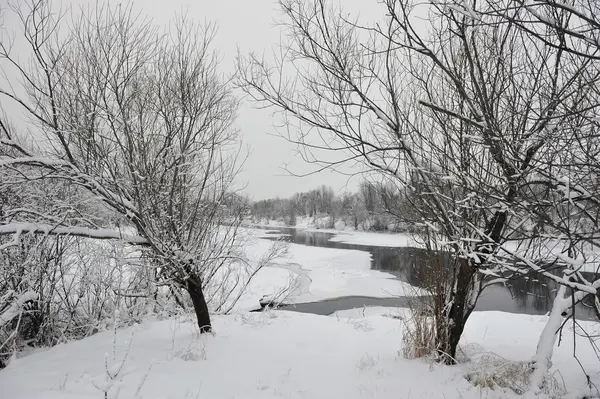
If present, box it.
[0,291,38,328]
[0,223,149,245]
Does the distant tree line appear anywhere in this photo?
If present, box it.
[250,182,421,232]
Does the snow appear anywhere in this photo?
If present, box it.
[326,231,422,248]
[243,228,427,303]
[253,218,431,248]
[0,291,38,327]
[256,226,600,276]
[280,244,425,298]
[1,309,598,399]
[502,239,600,274]
[230,266,298,310]
[254,225,423,248]
[2,228,599,398]
[0,223,148,245]
[529,284,570,393]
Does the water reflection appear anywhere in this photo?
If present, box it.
[258,226,598,320]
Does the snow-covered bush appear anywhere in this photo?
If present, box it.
[0,235,151,366]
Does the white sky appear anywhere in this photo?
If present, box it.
[0,0,384,200]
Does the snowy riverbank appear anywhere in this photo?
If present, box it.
[233,228,427,311]
[1,229,598,398]
[254,225,600,273]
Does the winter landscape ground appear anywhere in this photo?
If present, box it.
[2,0,600,398]
[1,228,598,399]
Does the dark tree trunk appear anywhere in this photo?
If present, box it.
[185,274,211,333]
[435,209,508,364]
[438,258,477,364]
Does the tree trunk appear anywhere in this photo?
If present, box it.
[438,258,476,364]
[185,275,212,333]
[435,211,508,364]
[528,284,569,393]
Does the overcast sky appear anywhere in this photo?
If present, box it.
[3,0,376,200]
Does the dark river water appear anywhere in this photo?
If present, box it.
[256,226,599,320]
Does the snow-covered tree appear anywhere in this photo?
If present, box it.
[237,0,600,381]
[0,1,283,335]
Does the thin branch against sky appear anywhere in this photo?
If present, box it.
[0,0,386,199]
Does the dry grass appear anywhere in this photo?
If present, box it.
[356,353,379,372]
[170,339,207,361]
[401,307,437,359]
[401,252,449,361]
[464,352,566,397]
[399,240,457,362]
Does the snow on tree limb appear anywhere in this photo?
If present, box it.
[0,223,148,245]
[0,156,140,217]
[0,291,38,328]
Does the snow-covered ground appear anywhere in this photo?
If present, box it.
[1,308,598,399]
[2,229,599,399]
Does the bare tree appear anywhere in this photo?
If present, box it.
[499,0,600,60]
[0,1,284,334]
[238,0,600,384]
